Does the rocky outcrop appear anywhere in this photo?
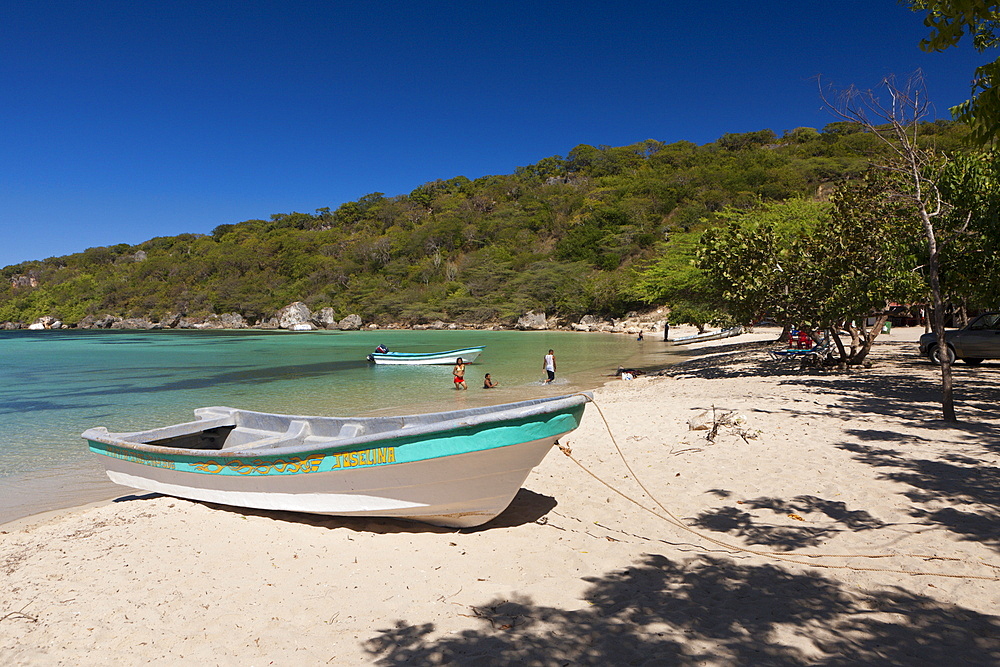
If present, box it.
[77,315,122,329]
[276,302,312,329]
[572,314,611,332]
[158,313,182,329]
[596,309,669,335]
[193,317,226,330]
[111,317,156,330]
[28,316,62,330]
[4,303,669,333]
[413,320,449,330]
[177,314,245,330]
[338,314,363,331]
[10,272,40,289]
[313,307,339,329]
[220,313,247,329]
[516,311,548,330]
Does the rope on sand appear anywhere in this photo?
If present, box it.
[563,393,1000,582]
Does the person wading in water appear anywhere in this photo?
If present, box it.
[453,358,467,390]
[543,349,556,384]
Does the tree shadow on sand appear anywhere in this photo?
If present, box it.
[363,554,1000,665]
[664,341,1000,551]
[668,341,1000,428]
[838,437,1000,552]
[690,494,887,551]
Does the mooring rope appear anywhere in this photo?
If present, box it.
[563,393,1000,582]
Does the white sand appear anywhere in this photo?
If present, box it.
[3,327,999,665]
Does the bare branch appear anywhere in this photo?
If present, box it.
[820,71,957,421]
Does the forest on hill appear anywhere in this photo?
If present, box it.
[0,120,975,328]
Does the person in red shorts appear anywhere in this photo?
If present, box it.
[453,358,467,390]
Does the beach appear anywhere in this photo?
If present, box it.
[2,327,999,665]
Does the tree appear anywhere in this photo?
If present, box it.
[823,74,959,419]
[697,199,830,329]
[934,151,1000,309]
[0,124,975,329]
[697,195,923,365]
[908,1,1000,145]
[630,232,725,332]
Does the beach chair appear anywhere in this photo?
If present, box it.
[768,338,831,364]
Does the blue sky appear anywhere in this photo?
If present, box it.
[0,1,985,268]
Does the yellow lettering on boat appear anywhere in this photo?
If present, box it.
[101,446,177,470]
[334,447,395,470]
[189,447,396,474]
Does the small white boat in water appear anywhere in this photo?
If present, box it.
[669,326,743,345]
[367,345,484,365]
[83,394,590,528]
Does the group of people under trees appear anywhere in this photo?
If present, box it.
[452,349,557,390]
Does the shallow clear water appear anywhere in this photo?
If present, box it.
[0,328,676,523]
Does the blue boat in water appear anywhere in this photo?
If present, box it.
[367,345,485,365]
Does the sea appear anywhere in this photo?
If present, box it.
[0,328,680,524]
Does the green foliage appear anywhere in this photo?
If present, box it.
[933,150,1000,307]
[697,192,924,338]
[0,121,978,325]
[717,129,778,151]
[909,1,1000,145]
[630,232,722,328]
[698,200,829,326]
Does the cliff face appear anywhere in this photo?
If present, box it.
[10,272,39,289]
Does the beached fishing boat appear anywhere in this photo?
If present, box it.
[83,393,590,528]
[669,326,743,345]
[367,345,484,365]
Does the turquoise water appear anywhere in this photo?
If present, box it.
[0,328,675,523]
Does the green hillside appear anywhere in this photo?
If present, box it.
[0,121,971,327]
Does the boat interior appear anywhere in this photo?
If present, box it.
[88,394,588,454]
[146,418,371,452]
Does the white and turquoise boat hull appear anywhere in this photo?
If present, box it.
[367,345,484,365]
[669,326,743,345]
[83,394,590,528]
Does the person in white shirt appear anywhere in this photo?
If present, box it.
[543,349,556,383]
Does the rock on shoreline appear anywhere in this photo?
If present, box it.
[4,303,669,334]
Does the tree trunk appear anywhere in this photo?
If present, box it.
[923,213,956,421]
[830,328,849,362]
[846,313,888,364]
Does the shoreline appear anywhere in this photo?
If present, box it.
[6,325,997,664]
[0,325,902,529]
[0,331,666,525]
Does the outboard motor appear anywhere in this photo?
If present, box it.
[375,344,388,354]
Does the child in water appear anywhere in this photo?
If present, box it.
[483,373,498,388]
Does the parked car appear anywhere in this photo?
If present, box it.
[919,312,1000,365]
